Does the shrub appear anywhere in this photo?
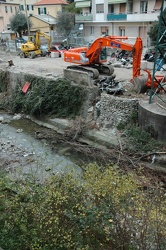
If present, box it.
[0,165,165,250]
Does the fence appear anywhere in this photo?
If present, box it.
[51,34,87,48]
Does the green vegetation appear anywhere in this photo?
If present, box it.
[0,165,165,250]
[55,11,75,37]
[11,76,87,118]
[9,12,31,37]
[65,2,81,14]
[0,71,8,92]
[117,112,162,153]
[148,8,166,46]
[126,125,162,152]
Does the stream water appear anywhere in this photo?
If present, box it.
[0,113,82,181]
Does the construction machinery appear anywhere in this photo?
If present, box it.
[19,30,51,59]
[64,36,165,93]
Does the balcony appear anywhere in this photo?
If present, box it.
[107,10,160,22]
[107,13,127,21]
[75,14,93,22]
[127,11,160,22]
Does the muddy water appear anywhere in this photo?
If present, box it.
[0,114,82,181]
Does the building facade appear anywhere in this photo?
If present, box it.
[33,0,67,17]
[74,0,166,47]
[0,0,68,37]
[0,0,20,34]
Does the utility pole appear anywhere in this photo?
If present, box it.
[149,0,166,104]
[24,0,30,35]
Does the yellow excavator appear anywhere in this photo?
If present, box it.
[19,30,51,59]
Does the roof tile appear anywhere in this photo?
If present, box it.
[33,0,68,6]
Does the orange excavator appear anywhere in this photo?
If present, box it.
[64,36,165,93]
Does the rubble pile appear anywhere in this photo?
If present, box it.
[96,93,139,129]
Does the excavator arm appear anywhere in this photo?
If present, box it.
[64,36,143,79]
[86,36,130,64]
[35,30,52,51]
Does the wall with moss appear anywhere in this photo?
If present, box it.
[0,69,99,119]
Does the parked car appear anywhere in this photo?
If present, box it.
[50,44,67,57]
[15,37,27,50]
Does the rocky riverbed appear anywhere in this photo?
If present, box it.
[0,113,82,181]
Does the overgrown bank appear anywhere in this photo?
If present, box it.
[0,165,166,250]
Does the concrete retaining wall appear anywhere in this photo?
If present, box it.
[138,100,166,142]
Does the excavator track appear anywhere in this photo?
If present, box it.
[66,65,100,79]
[96,64,114,75]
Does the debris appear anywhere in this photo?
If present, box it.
[0,116,4,122]
[151,155,156,164]
[22,82,31,93]
[8,60,14,66]
[94,76,123,95]
[13,114,22,120]
[16,129,23,133]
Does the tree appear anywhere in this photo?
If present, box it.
[55,11,75,37]
[65,2,81,14]
[67,0,74,3]
[9,12,30,37]
[148,8,166,46]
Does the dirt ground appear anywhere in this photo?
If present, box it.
[0,50,145,86]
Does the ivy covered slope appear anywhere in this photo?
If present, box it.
[11,75,87,118]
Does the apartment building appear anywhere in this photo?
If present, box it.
[33,0,67,16]
[0,0,68,36]
[28,0,68,32]
[0,0,20,34]
[75,0,165,47]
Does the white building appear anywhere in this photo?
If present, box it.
[74,0,165,47]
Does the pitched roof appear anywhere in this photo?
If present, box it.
[29,14,57,25]
[33,0,68,6]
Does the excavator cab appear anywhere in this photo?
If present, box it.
[100,47,107,61]
[27,36,36,44]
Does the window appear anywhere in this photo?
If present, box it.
[119,27,125,36]
[20,5,24,11]
[108,4,114,13]
[10,6,12,13]
[101,27,108,36]
[90,26,94,35]
[27,5,33,11]
[96,4,104,13]
[5,6,8,13]
[153,0,162,11]
[15,6,17,13]
[120,3,126,13]
[127,0,133,14]
[140,1,147,13]
[38,7,46,15]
